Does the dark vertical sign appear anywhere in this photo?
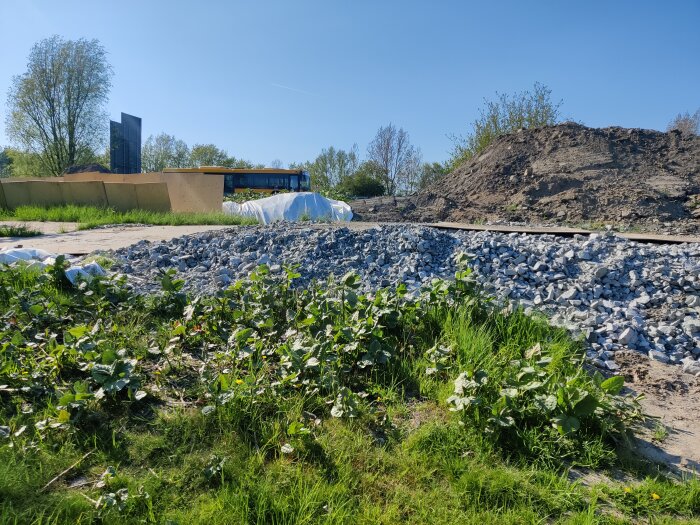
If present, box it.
[110,113,142,173]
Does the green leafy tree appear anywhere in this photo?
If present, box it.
[176,142,258,169]
[141,133,191,172]
[448,82,562,170]
[0,148,12,178]
[189,144,230,167]
[417,162,447,190]
[367,124,422,195]
[5,36,113,176]
[337,160,385,197]
[293,145,360,192]
[94,147,110,171]
[2,148,45,177]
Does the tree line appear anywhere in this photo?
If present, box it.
[3,36,698,197]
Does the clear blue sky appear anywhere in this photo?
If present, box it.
[1,0,698,166]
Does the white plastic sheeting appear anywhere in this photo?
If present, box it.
[0,248,105,284]
[0,248,55,265]
[222,192,353,225]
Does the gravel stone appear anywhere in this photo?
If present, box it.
[111,224,700,370]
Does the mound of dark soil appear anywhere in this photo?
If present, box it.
[353,123,700,230]
[63,163,111,174]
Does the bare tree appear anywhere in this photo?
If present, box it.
[5,36,112,176]
[667,110,700,135]
[367,124,422,195]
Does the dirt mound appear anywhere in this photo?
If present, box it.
[353,123,700,230]
[63,163,111,174]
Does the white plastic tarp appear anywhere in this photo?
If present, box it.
[0,248,55,265]
[222,192,353,225]
[0,248,105,284]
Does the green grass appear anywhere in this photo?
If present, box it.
[653,422,670,443]
[0,262,698,523]
[0,204,257,230]
[0,224,42,237]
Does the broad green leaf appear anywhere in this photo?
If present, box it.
[600,376,624,395]
[500,388,518,398]
[535,394,558,412]
[234,328,253,344]
[58,393,75,405]
[551,415,580,435]
[67,325,89,339]
[28,304,44,315]
[573,394,598,417]
[521,381,543,391]
[490,416,515,427]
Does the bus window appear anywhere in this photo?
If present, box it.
[300,171,310,191]
[290,175,298,190]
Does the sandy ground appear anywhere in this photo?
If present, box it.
[0,223,239,254]
[614,351,700,476]
[0,221,382,254]
[0,220,80,234]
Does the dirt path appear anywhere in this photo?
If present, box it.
[0,221,381,254]
[0,224,239,254]
[0,220,80,234]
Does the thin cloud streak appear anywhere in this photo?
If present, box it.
[270,82,318,97]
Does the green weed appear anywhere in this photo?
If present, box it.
[0,259,696,523]
[653,422,669,443]
[0,204,257,229]
[0,224,42,237]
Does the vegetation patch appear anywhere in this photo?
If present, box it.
[0,205,257,230]
[0,260,697,523]
[0,224,42,237]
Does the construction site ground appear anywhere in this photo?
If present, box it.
[1,219,699,475]
[4,220,700,255]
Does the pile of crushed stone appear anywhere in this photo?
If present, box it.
[111,224,700,377]
[352,123,700,232]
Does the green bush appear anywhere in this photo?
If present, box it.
[338,171,385,198]
[448,82,562,170]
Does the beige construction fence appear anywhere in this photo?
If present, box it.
[0,171,224,213]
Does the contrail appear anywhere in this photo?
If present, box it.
[270,83,317,97]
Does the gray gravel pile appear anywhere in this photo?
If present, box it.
[112,224,700,376]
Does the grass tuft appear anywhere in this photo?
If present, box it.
[0,204,257,230]
[0,224,42,237]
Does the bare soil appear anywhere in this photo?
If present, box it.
[614,350,700,476]
[353,123,700,234]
